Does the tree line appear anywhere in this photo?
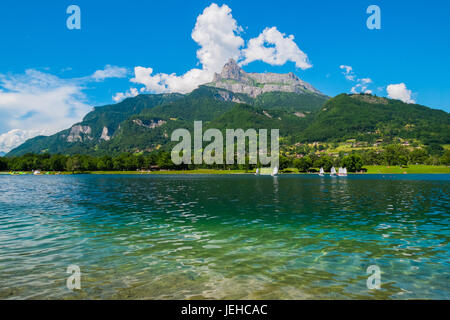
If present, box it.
[293,145,449,172]
[0,144,449,173]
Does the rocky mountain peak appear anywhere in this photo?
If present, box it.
[209,59,324,98]
[217,59,244,81]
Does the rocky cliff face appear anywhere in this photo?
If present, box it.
[65,125,92,143]
[208,59,323,98]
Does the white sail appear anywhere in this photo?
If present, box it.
[330,167,336,175]
[343,167,347,176]
[320,167,324,174]
[256,168,260,175]
[271,167,279,176]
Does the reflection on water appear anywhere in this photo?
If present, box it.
[0,174,449,299]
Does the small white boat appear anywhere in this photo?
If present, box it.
[319,167,324,176]
[33,170,41,175]
[330,167,337,176]
[338,167,348,177]
[271,166,279,177]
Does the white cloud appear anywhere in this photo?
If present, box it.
[131,3,244,94]
[113,87,139,102]
[192,3,244,73]
[0,129,50,153]
[340,65,355,81]
[91,65,128,81]
[340,65,352,74]
[387,83,415,103]
[340,66,416,102]
[240,27,312,69]
[0,69,92,152]
[0,64,131,152]
[129,3,312,94]
[360,78,372,84]
[350,83,372,94]
[340,65,373,94]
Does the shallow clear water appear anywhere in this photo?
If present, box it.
[0,174,449,299]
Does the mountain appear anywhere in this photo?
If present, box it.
[299,94,450,145]
[8,67,328,156]
[0,152,5,157]
[6,62,449,157]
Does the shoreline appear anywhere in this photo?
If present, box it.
[2,165,450,175]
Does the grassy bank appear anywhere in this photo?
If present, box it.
[363,165,450,174]
[1,169,250,175]
[282,165,450,174]
[91,169,249,175]
[2,165,449,175]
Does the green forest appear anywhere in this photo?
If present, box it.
[3,86,449,175]
[2,144,449,173]
[7,90,449,159]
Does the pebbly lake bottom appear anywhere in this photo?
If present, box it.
[0,174,448,299]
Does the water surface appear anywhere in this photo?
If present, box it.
[0,174,449,299]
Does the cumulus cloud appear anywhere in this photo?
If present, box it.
[387,83,415,103]
[0,129,50,153]
[129,3,312,94]
[192,4,244,73]
[340,65,372,94]
[130,3,244,94]
[0,64,130,152]
[113,87,139,102]
[350,82,372,94]
[91,65,128,81]
[0,70,94,152]
[340,65,355,81]
[240,27,312,69]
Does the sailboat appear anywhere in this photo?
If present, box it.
[271,166,279,176]
[337,167,348,177]
[330,167,337,176]
[319,167,325,176]
[255,168,260,175]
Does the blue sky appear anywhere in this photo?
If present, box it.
[0,0,449,152]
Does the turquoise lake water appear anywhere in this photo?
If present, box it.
[0,174,449,299]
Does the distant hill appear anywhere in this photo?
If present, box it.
[299,94,450,145]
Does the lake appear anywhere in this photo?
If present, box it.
[0,174,449,299]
